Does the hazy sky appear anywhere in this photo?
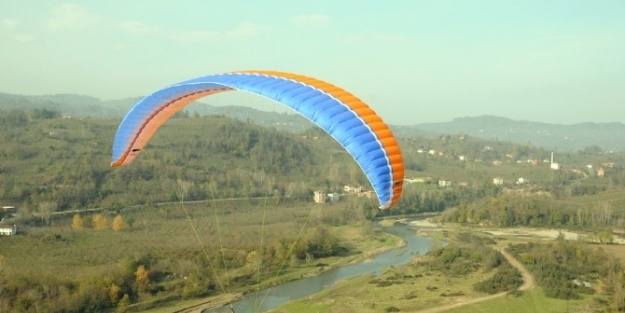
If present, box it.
[1,1,624,125]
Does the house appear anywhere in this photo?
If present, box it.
[404,177,431,183]
[597,168,605,177]
[438,179,451,188]
[313,191,327,204]
[327,192,341,203]
[0,224,17,236]
[358,190,375,199]
[343,185,364,193]
[493,177,504,185]
[0,206,16,222]
[492,160,503,166]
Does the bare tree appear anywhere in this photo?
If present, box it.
[38,201,56,226]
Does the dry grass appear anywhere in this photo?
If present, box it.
[595,244,625,266]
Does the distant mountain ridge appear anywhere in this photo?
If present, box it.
[0,92,135,118]
[1,92,623,152]
[0,92,311,131]
[401,115,625,152]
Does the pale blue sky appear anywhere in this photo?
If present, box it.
[1,1,623,125]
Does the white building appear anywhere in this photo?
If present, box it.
[0,224,16,236]
[327,192,341,203]
[343,185,364,193]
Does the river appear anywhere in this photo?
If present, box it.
[204,221,435,313]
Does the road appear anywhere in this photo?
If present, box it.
[500,247,535,291]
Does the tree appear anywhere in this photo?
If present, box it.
[245,250,261,273]
[72,214,83,230]
[117,294,130,312]
[135,265,150,292]
[92,214,108,230]
[109,284,121,304]
[38,201,56,225]
[112,215,125,232]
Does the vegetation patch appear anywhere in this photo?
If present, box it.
[507,239,625,310]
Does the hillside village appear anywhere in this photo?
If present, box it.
[310,143,616,205]
[411,142,612,184]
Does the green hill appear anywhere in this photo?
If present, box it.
[0,109,367,216]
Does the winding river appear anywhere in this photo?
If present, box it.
[204,222,435,313]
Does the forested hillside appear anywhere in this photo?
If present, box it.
[0,108,371,218]
[3,108,625,225]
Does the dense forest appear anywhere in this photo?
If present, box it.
[0,109,495,219]
[0,108,364,216]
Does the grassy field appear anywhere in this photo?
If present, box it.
[595,244,625,266]
[444,289,598,313]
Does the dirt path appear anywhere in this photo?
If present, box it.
[411,247,534,313]
[499,247,535,291]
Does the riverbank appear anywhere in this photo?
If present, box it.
[162,219,613,313]
[260,220,625,313]
[273,221,497,313]
[143,223,407,313]
[216,223,432,313]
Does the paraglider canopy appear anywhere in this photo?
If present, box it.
[111,70,404,208]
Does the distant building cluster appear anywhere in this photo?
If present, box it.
[412,147,615,189]
[313,185,376,204]
[313,190,342,204]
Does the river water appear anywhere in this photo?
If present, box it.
[205,222,434,313]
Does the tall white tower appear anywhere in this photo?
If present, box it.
[550,152,560,170]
